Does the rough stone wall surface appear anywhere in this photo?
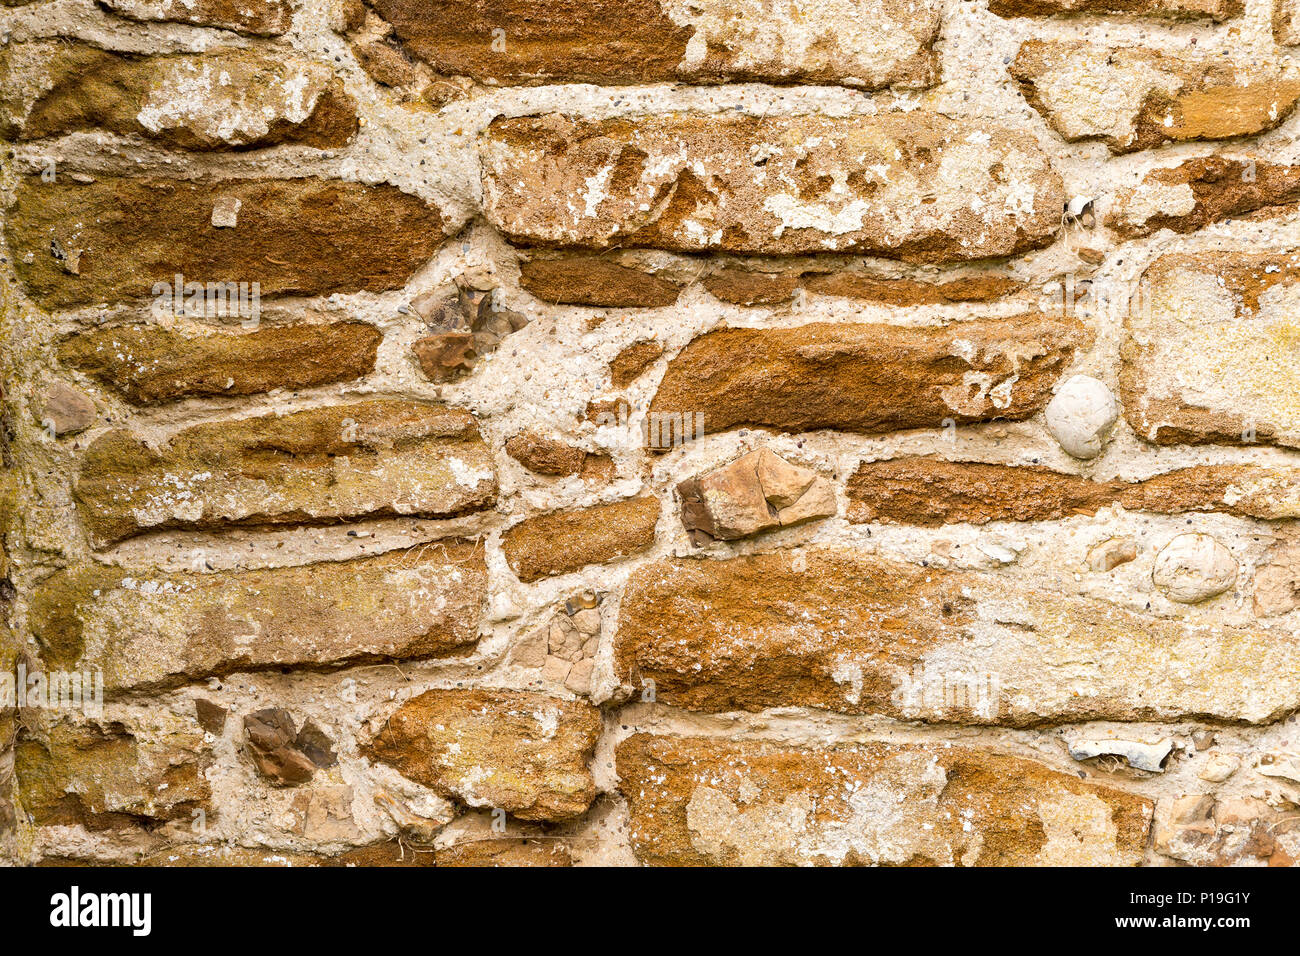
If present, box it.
[2,0,1300,868]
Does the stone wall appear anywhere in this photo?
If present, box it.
[1,0,1299,866]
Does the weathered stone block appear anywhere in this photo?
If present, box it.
[96,0,292,34]
[846,458,1300,525]
[1121,252,1300,447]
[649,316,1085,445]
[990,0,1240,18]
[7,176,447,310]
[481,113,1064,261]
[74,401,496,547]
[16,722,210,830]
[0,43,356,149]
[503,495,660,582]
[435,838,574,867]
[615,549,1300,724]
[504,432,587,476]
[30,544,487,692]
[520,257,683,308]
[1109,156,1300,238]
[59,322,381,404]
[365,688,601,821]
[617,734,1152,866]
[1012,41,1300,154]
[370,0,941,88]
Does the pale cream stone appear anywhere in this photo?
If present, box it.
[1152,533,1237,604]
[1045,375,1118,459]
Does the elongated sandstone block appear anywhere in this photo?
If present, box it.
[370,0,941,88]
[96,0,292,35]
[0,43,356,149]
[990,0,1240,18]
[617,734,1153,866]
[503,495,660,582]
[847,458,1300,524]
[615,548,1300,724]
[1109,156,1300,238]
[58,322,382,405]
[648,315,1085,444]
[75,400,496,547]
[1011,40,1300,154]
[16,722,210,830]
[29,545,487,693]
[520,257,683,308]
[481,113,1065,261]
[6,176,447,310]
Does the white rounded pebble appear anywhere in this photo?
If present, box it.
[1045,375,1117,459]
[1152,533,1238,604]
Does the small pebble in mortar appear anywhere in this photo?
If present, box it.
[1152,533,1238,605]
[1045,375,1117,460]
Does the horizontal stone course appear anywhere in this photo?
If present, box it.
[648,315,1085,445]
[521,257,1024,309]
[615,548,1300,724]
[7,176,447,310]
[846,458,1300,525]
[0,43,356,149]
[1122,252,1300,448]
[481,112,1064,261]
[30,544,486,692]
[1109,156,1300,238]
[617,734,1153,866]
[59,322,382,404]
[520,257,683,308]
[369,0,941,88]
[96,0,293,34]
[1011,40,1300,154]
[989,0,1241,17]
[74,400,496,547]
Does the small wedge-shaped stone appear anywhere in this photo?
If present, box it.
[678,447,835,545]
